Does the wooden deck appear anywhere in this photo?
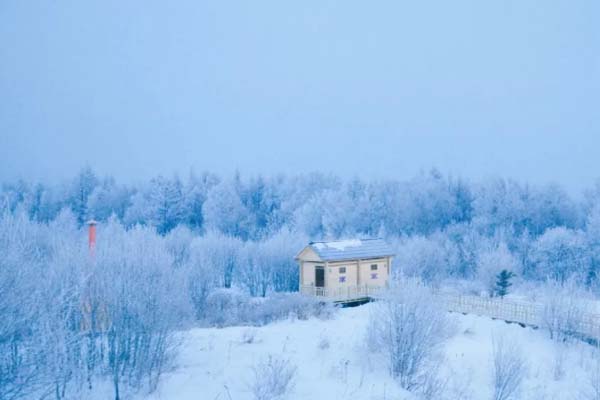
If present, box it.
[300,284,383,303]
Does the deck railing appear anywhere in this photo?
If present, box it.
[300,284,382,302]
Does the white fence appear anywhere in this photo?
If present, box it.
[299,285,600,340]
[436,292,600,340]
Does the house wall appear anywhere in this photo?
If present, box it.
[299,261,325,286]
[325,261,359,292]
[324,257,390,293]
[297,246,324,288]
[358,257,390,288]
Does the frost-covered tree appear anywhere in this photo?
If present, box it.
[92,220,192,399]
[0,211,48,399]
[239,229,307,295]
[69,166,99,226]
[0,209,194,400]
[477,242,521,296]
[165,225,194,267]
[122,189,151,227]
[190,231,243,288]
[530,227,589,282]
[202,180,251,239]
[403,170,468,234]
[264,229,307,292]
[147,175,186,235]
[494,270,516,298]
[182,171,218,232]
[292,195,326,238]
[585,205,600,289]
[239,175,283,239]
[86,177,131,221]
[239,241,273,297]
[391,234,459,283]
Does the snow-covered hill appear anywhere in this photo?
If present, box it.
[139,304,595,400]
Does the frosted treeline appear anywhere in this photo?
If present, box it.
[3,167,600,286]
[2,167,600,399]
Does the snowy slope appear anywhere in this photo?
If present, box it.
[141,304,595,400]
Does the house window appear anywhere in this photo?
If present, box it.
[339,267,346,274]
[371,273,378,280]
[371,264,378,271]
[339,276,346,283]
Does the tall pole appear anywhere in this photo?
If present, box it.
[87,219,97,258]
[84,219,98,333]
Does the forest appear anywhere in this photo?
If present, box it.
[2,167,600,399]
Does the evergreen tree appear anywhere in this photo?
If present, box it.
[148,176,185,235]
[494,270,516,298]
[69,166,98,226]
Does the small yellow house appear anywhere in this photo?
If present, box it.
[295,238,394,303]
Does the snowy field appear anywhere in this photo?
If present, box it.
[139,304,595,400]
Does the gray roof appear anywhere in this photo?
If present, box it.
[308,238,394,261]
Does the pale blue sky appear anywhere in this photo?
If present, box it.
[1,1,598,191]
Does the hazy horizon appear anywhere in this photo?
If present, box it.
[1,1,599,193]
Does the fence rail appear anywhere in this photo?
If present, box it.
[300,285,382,302]
[299,285,600,340]
[435,292,600,340]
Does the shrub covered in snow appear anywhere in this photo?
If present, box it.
[249,355,297,400]
[583,352,600,400]
[540,279,591,342]
[203,289,335,328]
[245,293,334,325]
[203,287,255,327]
[367,279,454,396]
[491,336,527,400]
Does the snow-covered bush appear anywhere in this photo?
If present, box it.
[249,355,297,400]
[491,336,527,400]
[540,279,591,341]
[246,293,334,325]
[552,342,567,381]
[583,352,600,400]
[240,328,259,344]
[367,279,453,395]
[317,334,330,350]
[203,291,334,327]
[204,288,251,327]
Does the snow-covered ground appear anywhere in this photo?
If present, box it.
[138,303,596,400]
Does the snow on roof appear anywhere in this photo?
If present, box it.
[308,238,394,261]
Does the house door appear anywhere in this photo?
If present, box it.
[315,267,325,288]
